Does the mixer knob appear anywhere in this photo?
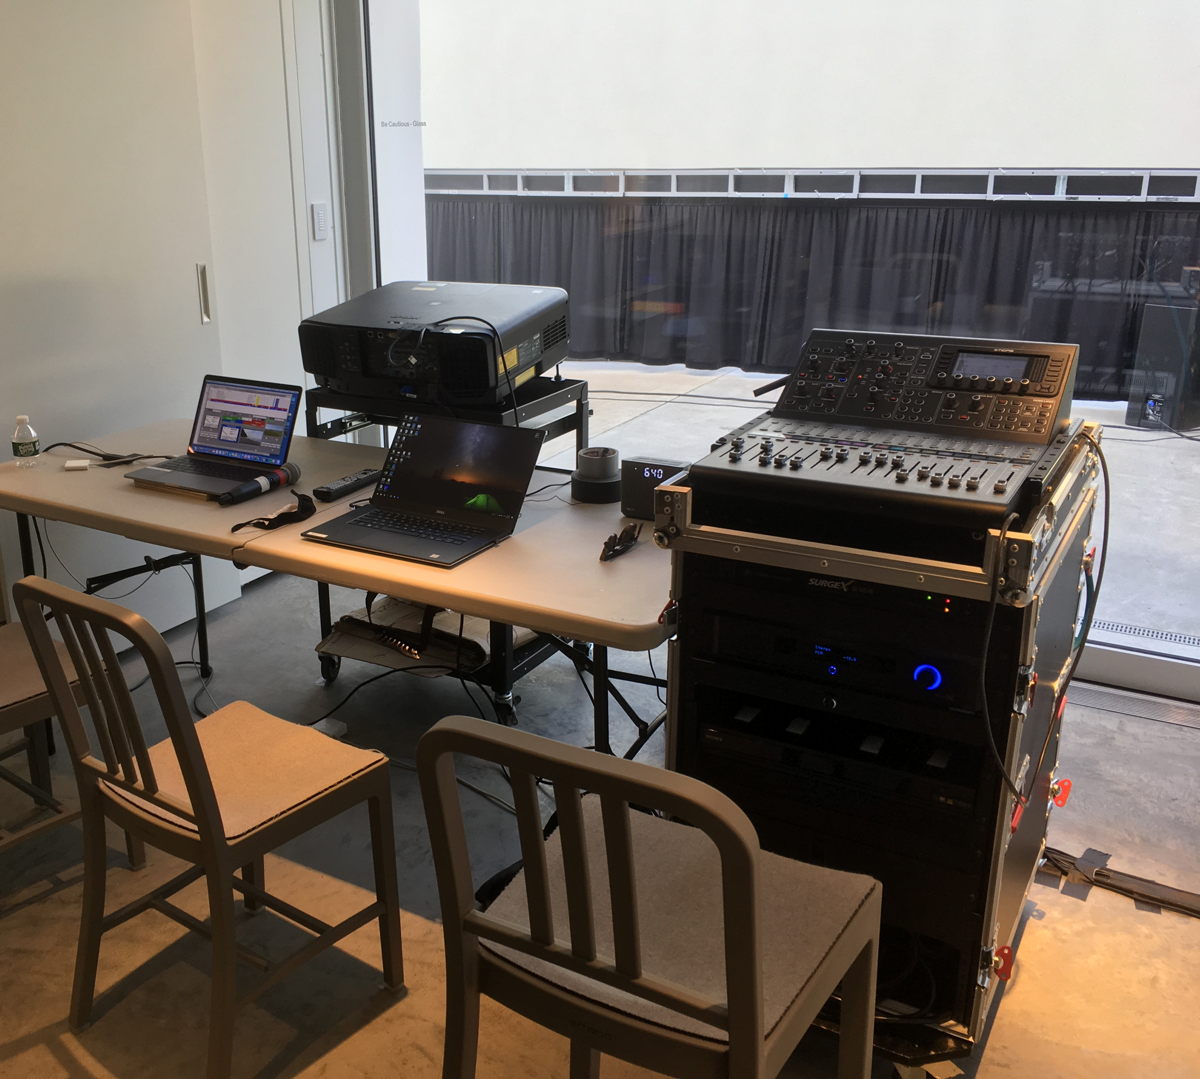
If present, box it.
[892,453,905,466]
[935,371,948,382]
[774,454,787,468]
[952,374,965,384]
[1001,378,1015,393]
[966,476,980,491]
[994,479,1009,494]
[969,395,984,412]
[895,469,909,483]
[917,466,931,480]
[788,457,803,470]
[836,447,850,461]
[929,474,945,487]
[758,455,771,467]
[985,376,998,389]
[729,453,742,463]
[948,475,962,489]
[874,451,888,464]
[819,445,834,459]
[1018,379,1031,395]
[859,450,872,463]
[731,436,745,449]
[866,338,876,347]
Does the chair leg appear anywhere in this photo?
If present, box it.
[569,1040,600,1079]
[368,790,404,989]
[206,870,239,1079]
[125,831,146,870]
[24,720,53,794]
[837,936,879,1079]
[240,857,264,913]
[70,796,109,1031]
[441,946,481,1079]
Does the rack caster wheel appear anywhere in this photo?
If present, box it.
[319,654,341,684]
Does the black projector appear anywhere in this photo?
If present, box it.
[299,280,570,406]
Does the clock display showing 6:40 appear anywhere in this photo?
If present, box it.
[620,456,691,521]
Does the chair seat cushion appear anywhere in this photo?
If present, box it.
[482,796,878,1041]
[101,701,384,840]
[0,621,75,730]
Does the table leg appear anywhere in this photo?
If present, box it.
[592,645,612,755]
[317,581,340,682]
[18,512,35,575]
[488,622,519,725]
[188,555,213,679]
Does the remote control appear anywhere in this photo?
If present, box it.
[313,468,382,502]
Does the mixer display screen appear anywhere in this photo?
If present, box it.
[952,352,1032,380]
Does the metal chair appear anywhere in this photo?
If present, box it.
[417,714,882,1079]
[14,575,404,1079]
[0,617,80,852]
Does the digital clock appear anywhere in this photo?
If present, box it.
[620,456,690,520]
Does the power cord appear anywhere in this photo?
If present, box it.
[432,315,518,414]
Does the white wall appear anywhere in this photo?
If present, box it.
[190,1,308,388]
[2,0,427,630]
[0,0,239,627]
[369,0,429,282]
[420,0,1200,169]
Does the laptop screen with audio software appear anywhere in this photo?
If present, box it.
[187,376,302,466]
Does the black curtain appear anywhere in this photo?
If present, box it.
[426,195,1200,398]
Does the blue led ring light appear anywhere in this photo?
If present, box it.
[912,663,944,691]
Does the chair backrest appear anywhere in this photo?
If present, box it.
[13,575,223,837]
[417,714,766,1048]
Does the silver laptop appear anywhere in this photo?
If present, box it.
[125,375,303,498]
[301,412,545,568]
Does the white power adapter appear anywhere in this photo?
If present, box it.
[64,459,91,471]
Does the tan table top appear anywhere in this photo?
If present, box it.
[0,420,671,651]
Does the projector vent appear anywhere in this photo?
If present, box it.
[542,315,568,351]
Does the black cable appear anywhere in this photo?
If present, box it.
[1156,419,1200,443]
[36,520,86,588]
[432,315,517,414]
[40,440,169,465]
[1063,431,1110,692]
[590,391,773,409]
[305,663,455,726]
[386,756,517,815]
[31,518,49,578]
[1016,430,1110,806]
[978,511,1025,806]
[647,648,666,706]
[525,478,571,497]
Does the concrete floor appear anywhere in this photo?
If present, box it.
[3,360,1199,1077]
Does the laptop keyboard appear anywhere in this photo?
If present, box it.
[357,509,486,545]
[166,456,259,480]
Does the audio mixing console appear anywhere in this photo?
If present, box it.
[689,329,1083,528]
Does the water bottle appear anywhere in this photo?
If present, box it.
[12,415,40,467]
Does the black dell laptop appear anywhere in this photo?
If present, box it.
[301,412,545,567]
[125,375,303,498]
